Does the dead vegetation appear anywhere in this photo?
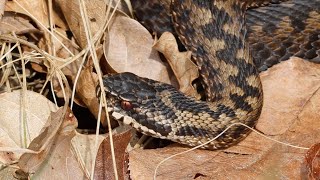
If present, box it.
[0,0,319,179]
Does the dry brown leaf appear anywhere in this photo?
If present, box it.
[94,126,132,180]
[73,44,104,108]
[301,143,320,179]
[0,0,5,19]
[30,62,47,73]
[18,108,86,179]
[0,167,18,180]
[5,0,67,29]
[0,12,39,35]
[76,66,110,126]
[70,127,132,180]
[256,59,320,135]
[55,0,130,48]
[54,0,107,48]
[129,146,219,180]
[0,90,57,164]
[39,27,80,60]
[71,133,105,176]
[153,32,199,98]
[129,58,320,179]
[104,15,174,85]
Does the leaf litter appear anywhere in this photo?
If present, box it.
[0,0,319,180]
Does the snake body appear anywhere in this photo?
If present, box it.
[102,0,320,149]
[133,0,320,71]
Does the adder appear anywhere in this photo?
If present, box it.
[100,0,320,150]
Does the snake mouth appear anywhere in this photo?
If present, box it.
[103,98,134,123]
[109,107,124,120]
[102,100,122,119]
[97,86,126,120]
[106,105,142,130]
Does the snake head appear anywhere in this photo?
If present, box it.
[100,72,177,137]
[101,72,157,115]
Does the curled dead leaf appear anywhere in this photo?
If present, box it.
[94,126,132,180]
[5,0,67,29]
[0,90,57,165]
[301,143,320,179]
[55,0,130,48]
[18,108,85,179]
[75,66,116,127]
[104,15,174,85]
[153,32,199,98]
[0,0,4,19]
[0,12,39,35]
[55,0,103,48]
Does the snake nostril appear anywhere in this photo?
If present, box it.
[121,100,134,111]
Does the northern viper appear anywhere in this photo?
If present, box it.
[101,0,320,150]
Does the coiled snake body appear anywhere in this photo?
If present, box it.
[102,0,320,150]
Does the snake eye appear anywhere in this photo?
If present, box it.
[120,100,133,111]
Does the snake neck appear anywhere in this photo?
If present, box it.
[169,0,263,148]
[172,0,263,110]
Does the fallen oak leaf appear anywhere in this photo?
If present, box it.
[5,0,67,29]
[129,146,220,180]
[55,0,130,48]
[0,90,59,179]
[301,143,320,179]
[73,47,116,128]
[70,126,133,180]
[104,15,175,85]
[153,32,200,98]
[0,0,4,19]
[256,58,320,135]
[18,108,86,179]
[94,126,132,180]
[0,90,57,165]
[0,12,39,35]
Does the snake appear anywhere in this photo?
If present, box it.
[100,0,320,150]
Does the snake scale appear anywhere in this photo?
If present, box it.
[101,0,320,150]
